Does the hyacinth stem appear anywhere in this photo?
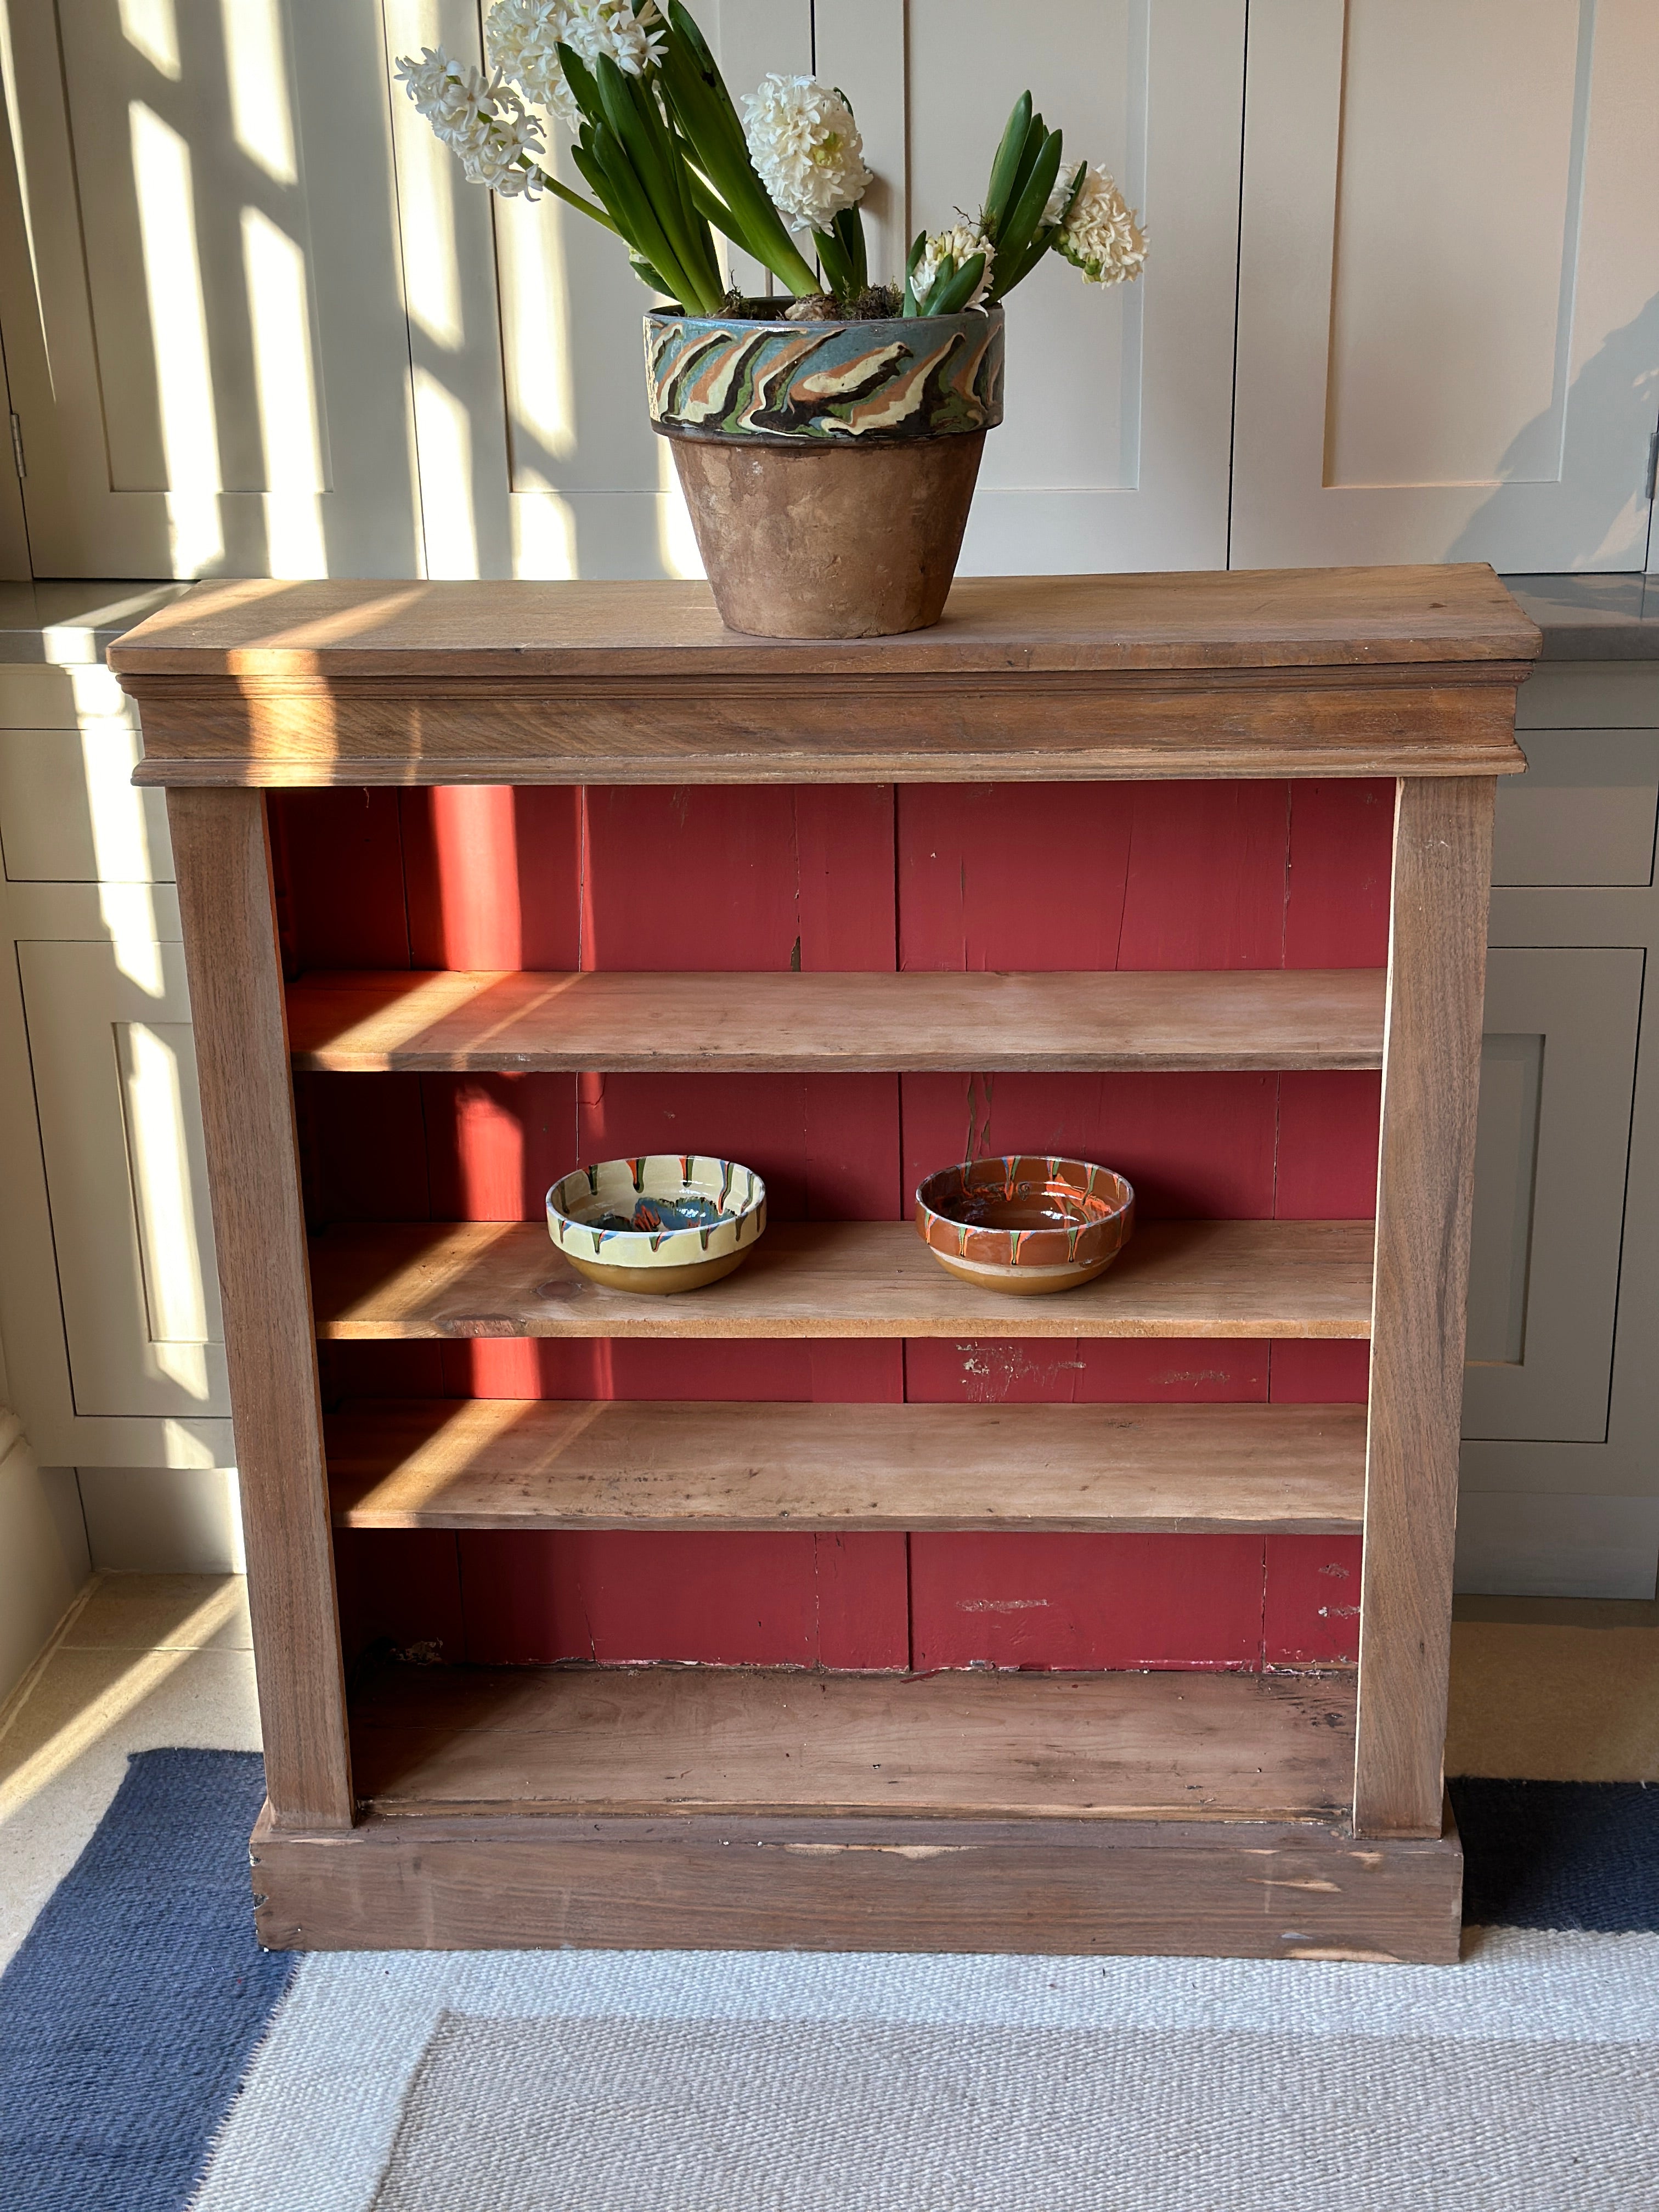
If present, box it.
[525,160,620,234]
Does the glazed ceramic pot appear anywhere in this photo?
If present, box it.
[645,303,1005,639]
[916,1155,1135,1296]
[547,1154,766,1294]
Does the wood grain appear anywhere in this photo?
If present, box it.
[326,1397,1368,1534]
[250,1802,1464,1961]
[110,570,1537,788]
[1354,778,1495,1839]
[166,790,353,1830]
[287,967,1387,1073]
[310,1217,1375,1341]
[125,676,1529,788]
[109,567,1538,674]
[347,1659,1358,1822]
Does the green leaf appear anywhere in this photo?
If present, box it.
[658,1,822,294]
[676,140,763,262]
[986,127,1063,301]
[983,93,1034,233]
[1003,127,1063,255]
[812,224,853,300]
[556,43,605,126]
[615,61,723,303]
[928,251,986,317]
[628,251,674,294]
[1003,106,1047,224]
[584,112,707,309]
[918,251,956,315]
[901,228,927,317]
[998,157,1082,296]
[834,203,867,294]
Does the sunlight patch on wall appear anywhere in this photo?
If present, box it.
[119,0,181,80]
[392,7,465,352]
[116,1020,222,1402]
[130,101,222,571]
[242,207,326,575]
[496,190,576,462]
[413,367,478,577]
[656,435,704,579]
[221,0,297,184]
[512,484,578,578]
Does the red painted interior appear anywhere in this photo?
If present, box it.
[277,778,1392,1677]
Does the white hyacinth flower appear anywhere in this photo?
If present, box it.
[395,48,547,198]
[565,0,668,79]
[1042,160,1082,229]
[741,75,872,234]
[915,218,994,309]
[1053,162,1147,285]
[485,0,582,131]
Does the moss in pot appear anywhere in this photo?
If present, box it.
[397,1,1147,637]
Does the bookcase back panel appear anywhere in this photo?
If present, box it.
[279,779,1384,1675]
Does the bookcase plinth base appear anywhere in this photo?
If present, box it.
[250,1804,1463,1963]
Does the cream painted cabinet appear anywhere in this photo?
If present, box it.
[0,621,231,1474]
[4,1,1654,580]
[0,0,421,577]
[1233,0,1659,573]
[1459,663,1659,1600]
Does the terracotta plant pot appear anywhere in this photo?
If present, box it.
[645,303,1005,639]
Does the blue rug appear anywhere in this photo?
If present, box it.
[0,1752,293,2212]
[1449,1776,1659,1932]
[4,1758,1659,2210]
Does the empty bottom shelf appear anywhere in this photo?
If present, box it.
[348,1661,1357,1824]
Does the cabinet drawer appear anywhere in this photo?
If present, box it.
[1492,730,1658,887]
[0,727,173,882]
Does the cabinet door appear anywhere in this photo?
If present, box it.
[1463,946,1642,1443]
[18,940,227,1418]
[0,0,421,577]
[817,0,1244,574]
[1233,0,1659,571]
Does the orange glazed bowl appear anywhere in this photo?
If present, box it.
[915,1155,1135,1295]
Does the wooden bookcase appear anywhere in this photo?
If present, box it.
[111,565,1538,1964]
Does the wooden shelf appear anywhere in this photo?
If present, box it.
[327,1397,1367,1533]
[347,1660,1357,1823]
[312,1217,1373,1341]
[286,967,1386,1073]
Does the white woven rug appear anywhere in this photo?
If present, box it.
[191,1932,1659,2211]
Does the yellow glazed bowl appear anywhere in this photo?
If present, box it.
[546,1154,766,1294]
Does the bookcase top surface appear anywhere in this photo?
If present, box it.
[111,563,1538,680]
[115,566,1537,785]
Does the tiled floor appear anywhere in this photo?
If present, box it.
[0,1574,259,1970]
[1,1574,1655,1969]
